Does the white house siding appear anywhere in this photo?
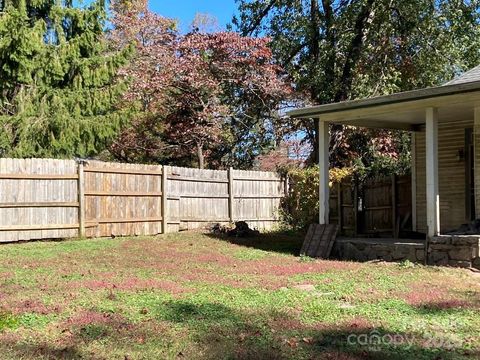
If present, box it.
[414,119,473,233]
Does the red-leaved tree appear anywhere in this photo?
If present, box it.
[110,0,293,169]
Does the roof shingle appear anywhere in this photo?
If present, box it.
[444,64,480,86]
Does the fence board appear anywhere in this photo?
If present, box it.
[0,158,79,242]
[330,175,412,237]
[83,160,163,238]
[0,159,284,241]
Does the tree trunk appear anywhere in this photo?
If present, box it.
[197,142,205,169]
[330,0,375,167]
[322,0,336,100]
[335,0,375,102]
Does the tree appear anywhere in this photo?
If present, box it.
[108,0,178,163]
[173,31,293,169]
[110,2,292,169]
[190,12,220,33]
[233,0,480,167]
[0,0,133,158]
[255,139,308,171]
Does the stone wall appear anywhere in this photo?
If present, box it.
[428,235,480,268]
[332,240,425,264]
[332,236,480,269]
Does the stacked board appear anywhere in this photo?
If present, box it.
[300,224,339,258]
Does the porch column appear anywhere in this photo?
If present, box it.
[474,107,480,216]
[319,119,329,224]
[425,107,440,237]
[411,132,417,231]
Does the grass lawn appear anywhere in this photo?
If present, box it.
[0,231,478,359]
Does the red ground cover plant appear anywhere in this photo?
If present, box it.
[343,317,374,330]
[7,300,61,315]
[195,253,237,266]
[72,277,187,295]
[267,312,308,331]
[400,277,480,309]
[64,310,127,328]
[232,257,358,277]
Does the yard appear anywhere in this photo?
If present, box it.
[0,232,478,360]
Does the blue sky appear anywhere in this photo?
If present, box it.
[75,1,239,32]
[149,1,238,32]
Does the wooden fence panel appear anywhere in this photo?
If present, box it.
[362,176,394,235]
[397,175,412,229]
[341,179,357,235]
[331,175,412,237]
[232,169,285,230]
[84,161,163,238]
[167,166,230,231]
[328,178,356,236]
[0,158,79,242]
[0,158,285,241]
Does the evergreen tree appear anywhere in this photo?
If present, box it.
[0,0,133,158]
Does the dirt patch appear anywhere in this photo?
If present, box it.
[64,310,127,328]
[400,280,480,309]
[233,258,359,276]
[4,299,61,315]
[75,277,187,295]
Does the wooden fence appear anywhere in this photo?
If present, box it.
[330,174,412,237]
[0,158,286,242]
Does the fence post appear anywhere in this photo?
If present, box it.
[162,165,168,234]
[392,174,398,238]
[337,181,343,233]
[77,161,85,238]
[228,167,234,223]
[284,174,289,198]
[353,177,359,236]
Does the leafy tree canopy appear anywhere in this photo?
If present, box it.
[233,0,480,169]
[0,0,133,158]
[110,1,293,169]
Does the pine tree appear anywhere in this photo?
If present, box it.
[0,0,133,158]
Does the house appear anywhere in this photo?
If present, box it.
[288,65,480,268]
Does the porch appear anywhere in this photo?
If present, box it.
[288,74,480,268]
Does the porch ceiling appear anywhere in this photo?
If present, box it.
[288,81,480,131]
[329,101,478,131]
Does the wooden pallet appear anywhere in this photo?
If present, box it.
[300,224,339,258]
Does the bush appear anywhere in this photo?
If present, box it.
[280,166,352,231]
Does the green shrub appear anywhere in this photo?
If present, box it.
[281,167,352,231]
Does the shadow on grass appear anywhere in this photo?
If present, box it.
[0,342,84,360]
[161,300,237,323]
[1,298,476,359]
[205,230,304,256]
[413,300,480,315]
[154,300,476,360]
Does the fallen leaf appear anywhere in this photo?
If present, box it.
[285,337,298,348]
[302,337,314,344]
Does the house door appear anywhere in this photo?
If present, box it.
[465,128,475,221]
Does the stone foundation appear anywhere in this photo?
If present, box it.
[332,236,480,269]
[428,235,480,268]
[332,239,425,263]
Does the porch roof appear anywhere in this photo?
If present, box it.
[287,80,480,131]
